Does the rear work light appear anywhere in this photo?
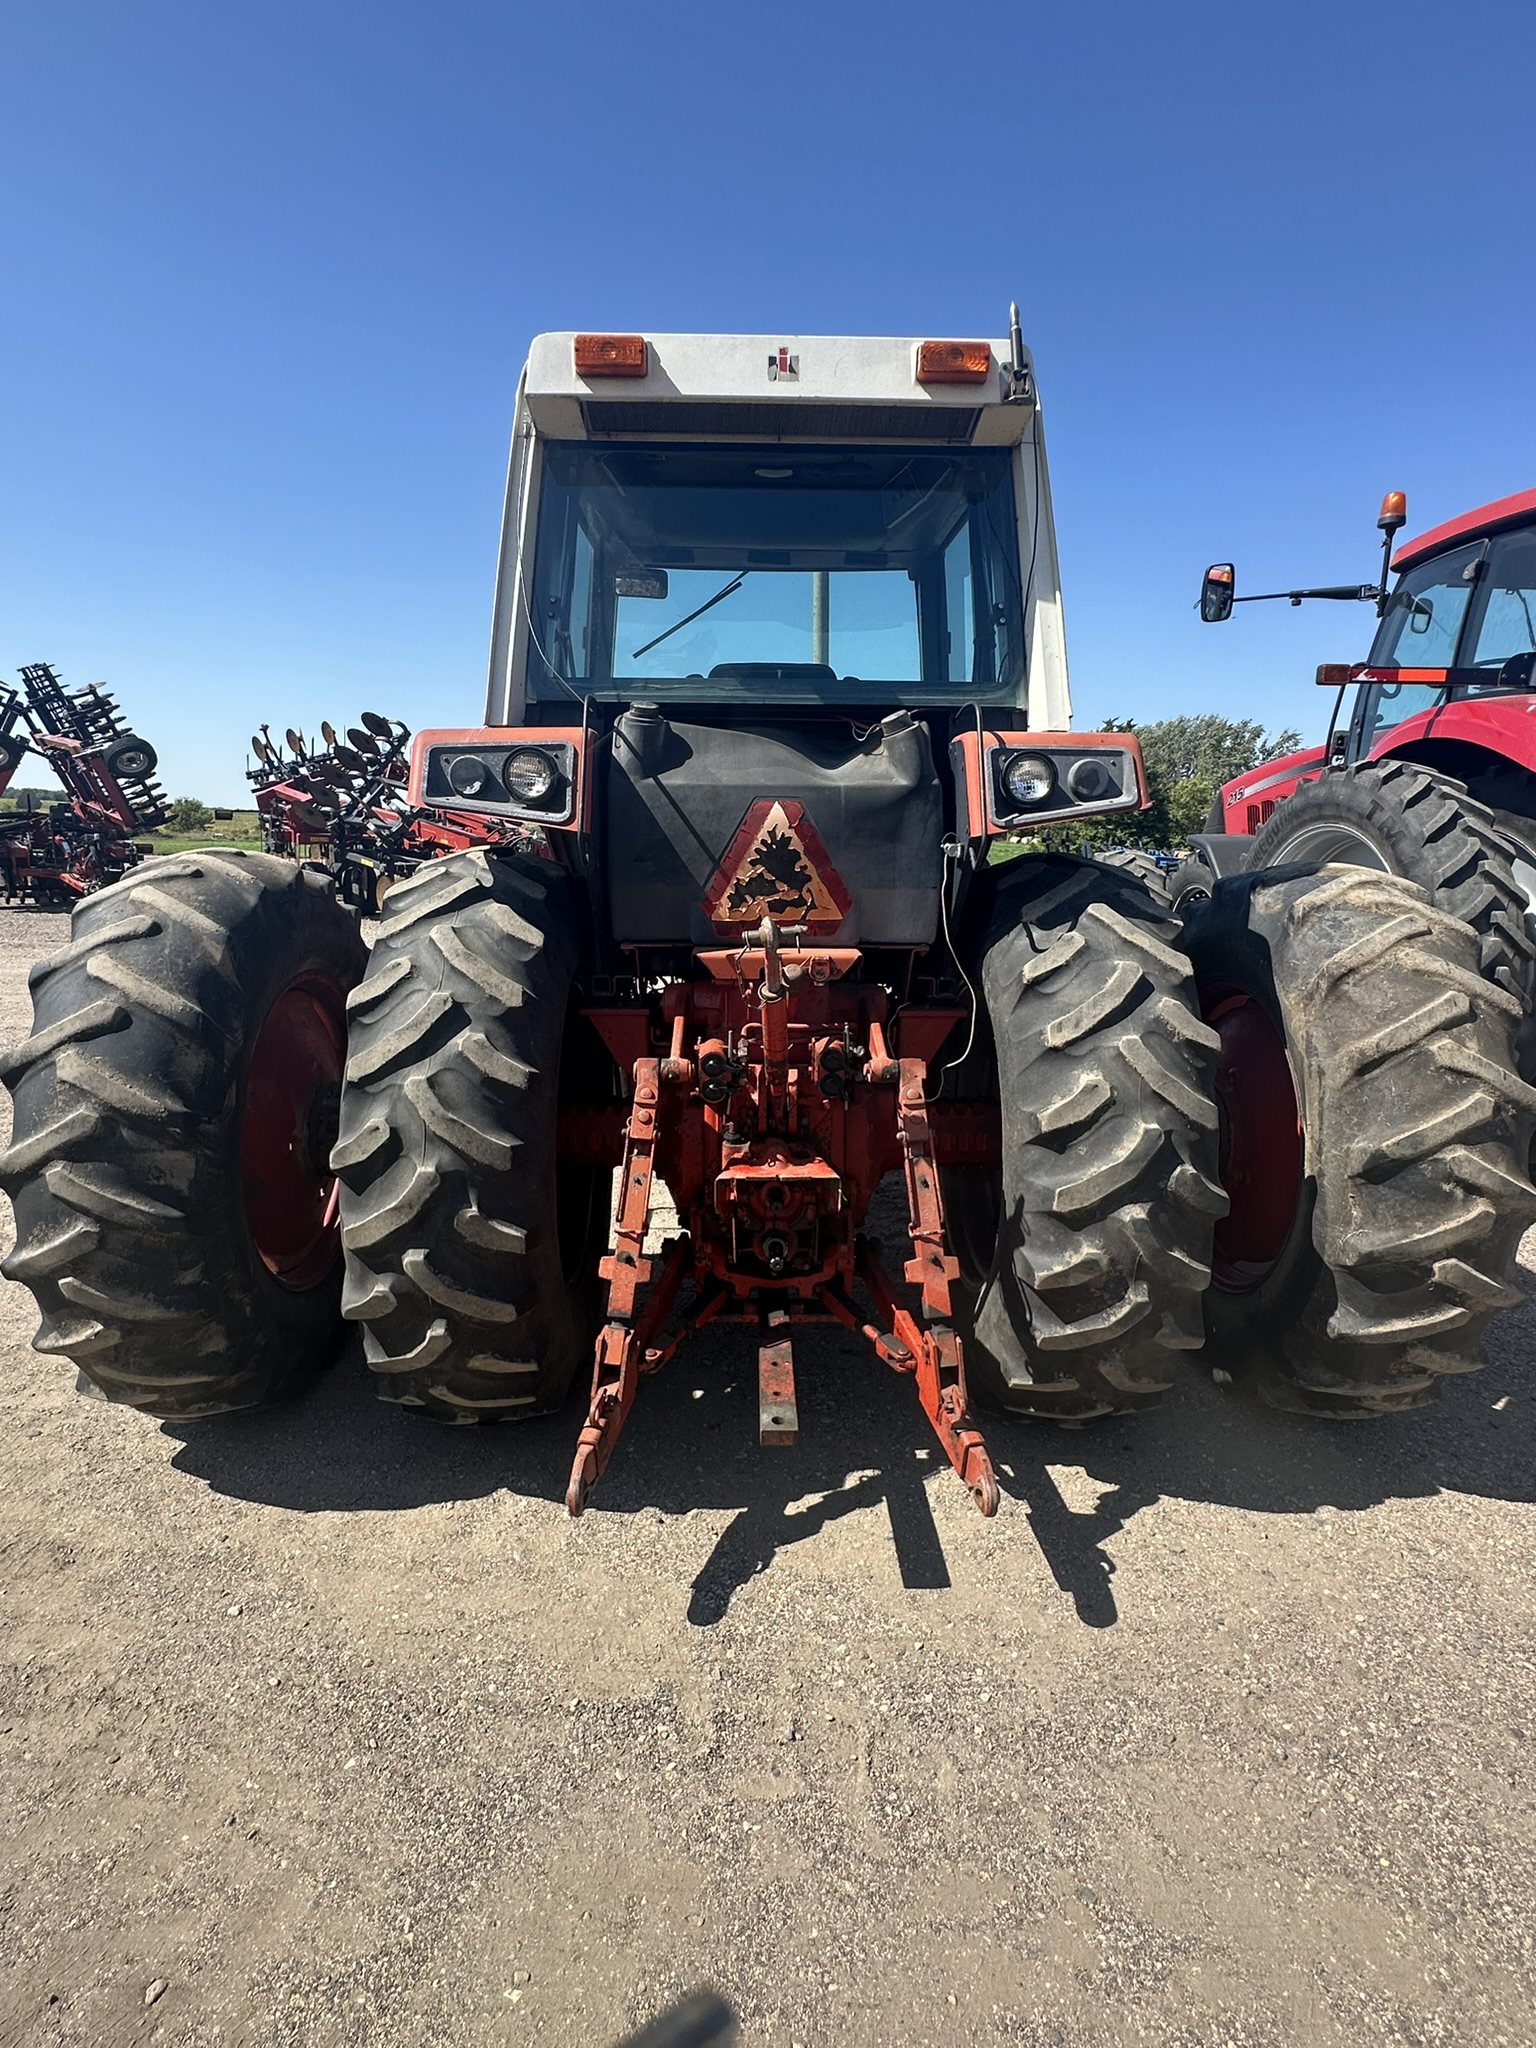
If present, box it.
[917,340,992,385]
[978,738,1140,830]
[573,333,648,378]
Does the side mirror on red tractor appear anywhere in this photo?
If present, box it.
[1199,490,1408,625]
[1200,562,1236,622]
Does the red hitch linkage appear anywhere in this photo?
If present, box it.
[565,922,998,1520]
[865,1050,998,1517]
[565,1059,693,1515]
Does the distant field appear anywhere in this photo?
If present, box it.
[148,809,265,855]
[0,800,268,858]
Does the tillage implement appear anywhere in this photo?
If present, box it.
[3,322,1532,1519]
[0,663,166,904]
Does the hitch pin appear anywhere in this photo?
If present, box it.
[756,916,792,1127]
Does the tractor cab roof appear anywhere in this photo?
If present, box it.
[1393,486,1536,571]
[521,331,1036,448]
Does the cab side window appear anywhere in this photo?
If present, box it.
[1464,527,1536,671]
[1367,541,1482,669]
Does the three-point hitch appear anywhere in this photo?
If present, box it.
[566,915,999,1519]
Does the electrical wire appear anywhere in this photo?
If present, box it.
[938,837,980,1080]
[518,572,586,705]
[1021,428,1043,642]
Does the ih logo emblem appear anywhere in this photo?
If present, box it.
[702,798,852,931]
[768,346,799,381]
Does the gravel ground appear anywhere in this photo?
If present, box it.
[1,901,1534,2048]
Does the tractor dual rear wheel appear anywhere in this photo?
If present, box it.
[1185,864,1536,1413]
[0,850,365,1415]
[946,855,1228,1421]
[334,847,607,1422]
[1246,759,1535,1005]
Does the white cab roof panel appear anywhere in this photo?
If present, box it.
[523,331,1034,446]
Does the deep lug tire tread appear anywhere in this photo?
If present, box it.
[1246,759,1536,1002]
[961,855,1227,1421]
[1094,847,1217,919]
[1092,848,1174,902]
[1188,864,1536,1415]
[0,850,365,1416]
[334,847,593,1423]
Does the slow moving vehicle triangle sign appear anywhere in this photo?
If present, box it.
[701,797,853,932]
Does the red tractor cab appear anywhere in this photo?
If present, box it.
[1182,490,1536,983]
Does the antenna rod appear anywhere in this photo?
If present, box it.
[1006,301,1032,401]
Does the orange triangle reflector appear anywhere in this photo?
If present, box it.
[700,798,853,932]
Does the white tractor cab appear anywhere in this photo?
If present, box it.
[409,324,1153,966]
[485,327,1072,731]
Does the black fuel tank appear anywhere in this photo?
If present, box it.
[604,707,943,947]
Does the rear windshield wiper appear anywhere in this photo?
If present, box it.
[631,572,749,660]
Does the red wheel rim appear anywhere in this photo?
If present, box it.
[1206,987,1303,1294]
[240,973,348,1290]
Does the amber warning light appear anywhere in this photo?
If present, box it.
[1378,490,1408,533]
[573,333,648,378]
[917,340,992,385]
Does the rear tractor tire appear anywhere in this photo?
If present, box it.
[945,855,1228,1421]
[0,851,365,1416]
[1184,864,1536,1414]
[334,847,607,1423]
[1246,759,1535,1005]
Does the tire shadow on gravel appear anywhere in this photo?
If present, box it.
[989,1320,1536,1628]
[161,1300,1536,1630]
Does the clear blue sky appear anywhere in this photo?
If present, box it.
[3,1,1532,803]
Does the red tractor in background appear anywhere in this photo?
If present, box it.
[0,663,167,904]
[1179,489,1536,1014]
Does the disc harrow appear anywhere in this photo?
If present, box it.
[0,662,166,905]
[246,711,537,910]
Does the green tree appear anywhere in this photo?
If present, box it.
[1164,772,1217,845]
[166,796,214,834]
[1133,714,1302,792]
[1014,713,1304,856]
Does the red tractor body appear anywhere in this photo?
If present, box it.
[406,711,1148,1515]
[1196,488,1536,874]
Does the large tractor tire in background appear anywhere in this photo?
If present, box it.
[1093,847,1175,898]
[1246,759,1535,1005]
[334,847,607,1422]
[944,854,1228,1421]
[1183,864,1536,1414]
[1096,846,1216,919]
[0,851,365,1416]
